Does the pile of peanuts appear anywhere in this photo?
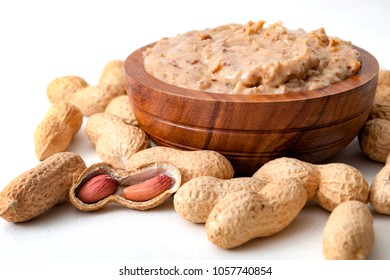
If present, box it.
[0,61,389,260]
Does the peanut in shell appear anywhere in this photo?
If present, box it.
[69,161,181,211]
[369,153,390,215]
[125,146,234,184]
[85,113,150,169]
[0,152,86,222]
[174,176,267,223]
[206,179,307,249]
[34,102,83,160]
[322,200,374,260]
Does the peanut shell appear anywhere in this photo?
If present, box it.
[71,84,124,116]
[206,179,307,249]
[85,113,150,169]
[85,112,125,146]
[174,176,267,223]
[374,84,390,104]
[0,152,86,222]
[105,95,138,126]
[359,118,390,163]
[378,69,390,87]
[125,147,234,184]
[323,200,374,260]
[34,102,83,160]
[95,126,150,170]
[369,101,390,121]
[46,75,89,104]
[98,60,127,96]
[316,163,369,211]
[253,157,320,200]
[369,153,390,215]
[69,161,181,211]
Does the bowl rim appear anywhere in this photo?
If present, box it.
[125,43,379,104]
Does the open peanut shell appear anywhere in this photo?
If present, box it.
[69,161,181,211]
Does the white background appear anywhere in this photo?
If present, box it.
[0,0,389,270]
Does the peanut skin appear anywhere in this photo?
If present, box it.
[206,179,307,249]
[122,174,173,202]
[125,147,234,184]
[34,102,83,160]
[77,174,119,204]
[323,200,374,260]
[0,152,86,222]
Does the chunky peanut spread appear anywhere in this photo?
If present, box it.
[143,21,362,94]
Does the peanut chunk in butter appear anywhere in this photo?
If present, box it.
[143,21,361,94]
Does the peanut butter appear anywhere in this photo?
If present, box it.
[143,21,361,94]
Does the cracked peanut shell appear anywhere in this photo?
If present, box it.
[125,147,234,184]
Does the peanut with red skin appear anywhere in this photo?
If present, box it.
[77,174,119,204]
[125,147,234,184]
[123,174,173,202]
[69,162,181,211]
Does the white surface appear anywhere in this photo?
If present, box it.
[0,0,389,261]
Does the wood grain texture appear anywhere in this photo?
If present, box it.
[125,44,379,175]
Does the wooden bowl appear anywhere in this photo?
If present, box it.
[125,44,379,175]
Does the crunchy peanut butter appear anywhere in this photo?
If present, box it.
[143,21,361,94]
